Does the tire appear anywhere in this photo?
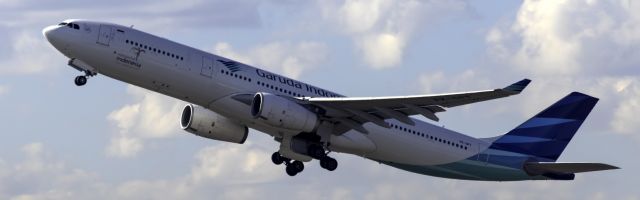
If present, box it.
[271,152,284,165]
[74,76,87,86]
[324,157,337,171]
[285,164,298,176]
[292,160,304,173]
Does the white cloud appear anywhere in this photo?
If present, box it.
[483,0,640,139]
[3,1,639,199]
[418,69,490,94]
[319,0,469,69]
[213,41,328,79]
[105,136,143,158]
[608,78,640,136]
[358,33,404,69]
[106,86,184,158]
[0,85,9,96]
[487,0,640,76]
[107,142,282,199]
[0,30,61,75]
[0,143,105,200]
[337,0,387,33]
[188,143,280,184]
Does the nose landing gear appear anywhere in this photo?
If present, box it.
[73,70,96,86]
[68,59,96,87]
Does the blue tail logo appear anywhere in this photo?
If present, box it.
[489,92,598,161]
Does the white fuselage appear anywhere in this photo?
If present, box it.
[44,20,490,167]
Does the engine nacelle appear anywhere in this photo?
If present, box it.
[180,104,248,144]
[251,92,318,132]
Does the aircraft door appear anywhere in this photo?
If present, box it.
[97,25,113,46]
[201,56,213,78]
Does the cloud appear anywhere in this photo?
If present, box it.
[0,30,61,75]
[0,143,105,200]
[101,142,282,199]
[213,41,328,79]
[1,141,636,200]
[105,136,144,158]
[481,0,640,140]
[0,0,262,30]
[358,33,404,69]
[188,143,281,184]
[106,86,184,158]
[487,0,640,76]
[319,0,470,69]
[0,85,8,96]
[0,0,265,76]
[608,78,640,136]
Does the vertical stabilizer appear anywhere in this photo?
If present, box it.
[489,92,598,161]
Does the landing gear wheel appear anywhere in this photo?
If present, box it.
[320,157,338,171]
[271,152,284,165]
[285,160,304,176]
[74,76,87,86]
[285,164,298,176]
[292,160,304,172]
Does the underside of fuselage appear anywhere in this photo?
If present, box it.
[380,159,548,181]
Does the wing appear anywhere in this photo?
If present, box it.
[524,162,619,174]
[303,79,531,133]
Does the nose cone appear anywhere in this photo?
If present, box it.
[43,25,69,54]
[43,25,60,44]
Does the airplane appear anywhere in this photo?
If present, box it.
[43,19,618,181]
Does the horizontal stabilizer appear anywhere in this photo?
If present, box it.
[524,162,619,174]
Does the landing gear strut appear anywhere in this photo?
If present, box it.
[68,59,96,87]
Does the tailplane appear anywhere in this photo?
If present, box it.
[489,92,599,161]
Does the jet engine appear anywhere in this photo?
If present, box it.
[180,104,248,144]
[251,92,318,132]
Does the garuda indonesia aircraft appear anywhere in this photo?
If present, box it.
[43,19,618,181]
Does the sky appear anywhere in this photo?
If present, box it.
[0,0,638,199]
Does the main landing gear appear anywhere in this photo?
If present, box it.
[74,71,96,86]
[271,148,338,177]
[272,152,304,176]
[308,144,338,171]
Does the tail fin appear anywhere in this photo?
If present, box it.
[489,92,599,161]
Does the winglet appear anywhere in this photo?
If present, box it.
[502,79,531,94]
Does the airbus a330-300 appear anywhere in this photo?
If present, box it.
[43,19,618,180]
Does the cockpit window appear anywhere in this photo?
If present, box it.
[63,22,80,30]
[58,22,68,26]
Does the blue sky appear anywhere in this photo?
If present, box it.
[0,0,638,199]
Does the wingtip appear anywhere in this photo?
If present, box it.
[503,78,531,93]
